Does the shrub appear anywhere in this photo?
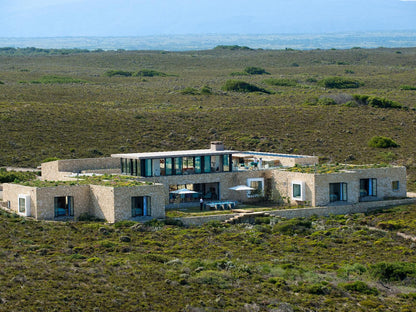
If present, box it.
[401,85,416,90]
[369,261,416,281]
[222,80,271,94]
[214,45,252,50]
[244,66,269,75]
[317,97,337,105]
[0,170,38,183]
[368,136,399,148]
[41,157,59,163]
[114,220,136,228]
[105,70,132,77]
[339,281,379,295]
[273,218,312,235]
[78,213,103,222]
[180,87,199,95]
[320,77,361,89]
[353,95,403,109]
[200,85,212,95]
[164,218,184,226]
[134,69,167,77]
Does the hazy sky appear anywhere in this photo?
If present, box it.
[1,0,416,37]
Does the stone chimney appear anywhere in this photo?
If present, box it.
[210,141,224,151]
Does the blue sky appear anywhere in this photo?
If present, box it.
[1,0,416,37]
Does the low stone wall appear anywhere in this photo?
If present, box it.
[177,197,416,226]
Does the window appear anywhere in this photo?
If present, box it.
[19,197,26,213]
[194,156,202,174]
[174,157,183,175]
[223,154,231,172]
[131,196,151,217]
[360,178,377,197]
[291,181,305,201]
[18,194,31,216]
[54,196,74,217]
[165,158,173,176]
[329,183,347,202]
[247,178,264,198]
[392,181,400,191]
[203,156,211,173]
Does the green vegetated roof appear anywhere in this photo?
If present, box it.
[285,163,391,174]
[17,174,154,188]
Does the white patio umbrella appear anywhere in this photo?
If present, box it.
[170,188,199,207]
[170,188,199,195]
[229,185,255,191]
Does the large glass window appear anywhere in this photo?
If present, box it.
[223,154,231,172]
[183,157,194,174]
[174,157,183,175]
[360,178,377,197]
[329,183,347,202]
[194,157,202,174]
[54,196,74,217]
[131,196,151,217]
[203,156,211,173]
[144,159,152,177]
[165,158,173,176]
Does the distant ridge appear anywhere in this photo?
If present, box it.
[0,32,415,51]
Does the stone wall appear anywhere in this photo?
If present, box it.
[314,166,407,206]
[2,183,90,220]
[113,185,166,222]
[41,158,120,181]
[269,170,316,205]
[177,197,416,226]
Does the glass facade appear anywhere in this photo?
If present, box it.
[120,153,232,177]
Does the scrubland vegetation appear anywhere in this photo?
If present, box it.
[1,205,416,311]
[1,47,416,187]
[0,47,415,190]
[1,46,416,310]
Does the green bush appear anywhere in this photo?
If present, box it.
[214,45,252,50]
[0,170,38,183]
[320,77,361,89]
[244,66,269,75]
[317,97,337,105]
[353,95,403,109]
[222,80,271,94]
[369,261,416,281]
[180,87,199,95]
[339,281,378,295]
[273,218,312,235]
[200,85,212,95]
[105,70,132,77]
[41,157,60,163]
[264,78,297,87]
[368,136,399,148]
[401,85,416,90]
[134,69,167,77]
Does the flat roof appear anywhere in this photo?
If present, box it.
[111,149,237,160]
[233,151,314,159]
